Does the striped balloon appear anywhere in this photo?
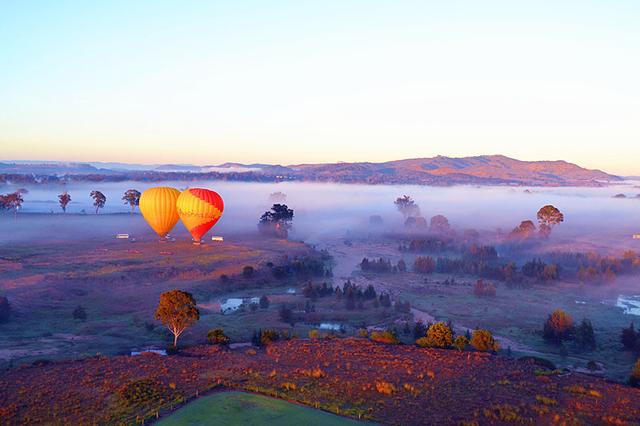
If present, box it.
[139,187,181,238]
[176,188,224,242]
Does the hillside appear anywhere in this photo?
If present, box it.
[0,155,621,186]
[1,338,638,425]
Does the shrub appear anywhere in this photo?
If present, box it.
[260,329,279,346]
[453,335,469,351]
[207,328,230,345]
[309,329,319,339]
[424,322,453,348]
[0,296,10,323]
[72,305,87,321]
[370,330,400,345]
[470,329,499,352]
[543,309,573,342]
[118,378,170,406]
[375,381,395,395]
[357,328,369,338]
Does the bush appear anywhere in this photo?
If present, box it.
[423,322,453,348]
[207,328,230,345]
[309,329,319,339]
[118,378,170,406]
[453,335,469,351]
[0,296,10,323]
[370,330,400,344]
[375,381,395,395]
[72,305,87,321]
[470,329,499,352]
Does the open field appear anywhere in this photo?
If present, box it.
[319,236,640,382]
[157,391,370,426]
[1,338,639,425]
[0,234,311,367]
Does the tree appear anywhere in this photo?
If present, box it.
[258,204,294,238]
[122,189,141,213]
[537,205,564,238]
[394,195,420,219]
[430,215,451,234]
[57,191,71,213]
[422,322,453,348]
[90,191,106,214]
[574,319,596,351]
[207,328,230,345]
[0,192,24,217]
[0,296,10,323]
[470,329,499,352]
[543,309,573,342]
[621,323,638,350]
[509,220,537,240]
[155,290,200,348]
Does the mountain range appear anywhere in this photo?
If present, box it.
[0,155,622,187]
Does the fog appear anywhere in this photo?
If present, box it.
[1,181,640,249]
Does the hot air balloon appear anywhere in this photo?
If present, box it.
[139,187,181,239]
[176,188,224,243]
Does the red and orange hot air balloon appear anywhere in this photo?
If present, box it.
[139,187,181,239]
[176,188,224,243]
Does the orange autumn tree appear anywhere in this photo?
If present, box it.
[155,289,199,348]
[543,309,574,342]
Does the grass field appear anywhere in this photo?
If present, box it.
[157,391,370,426]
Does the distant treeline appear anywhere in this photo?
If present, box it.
[377,236,640,285]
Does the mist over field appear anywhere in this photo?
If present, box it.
[2,180,639,249]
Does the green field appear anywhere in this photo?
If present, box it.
[157,391,371,426]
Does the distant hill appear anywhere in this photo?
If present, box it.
[0,155,622,186]
[286,155,621,186]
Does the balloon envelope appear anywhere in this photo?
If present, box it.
[139,187,181,238]
[176,188,224,242]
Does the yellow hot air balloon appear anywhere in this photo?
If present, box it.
[176,188,224,243]
[139,187,181,239]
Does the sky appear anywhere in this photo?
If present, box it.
[0,1,639,175]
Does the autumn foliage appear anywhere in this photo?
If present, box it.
[155,289,200,347]
[543,309,574,342]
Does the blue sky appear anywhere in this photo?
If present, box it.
[1,1,639,174]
